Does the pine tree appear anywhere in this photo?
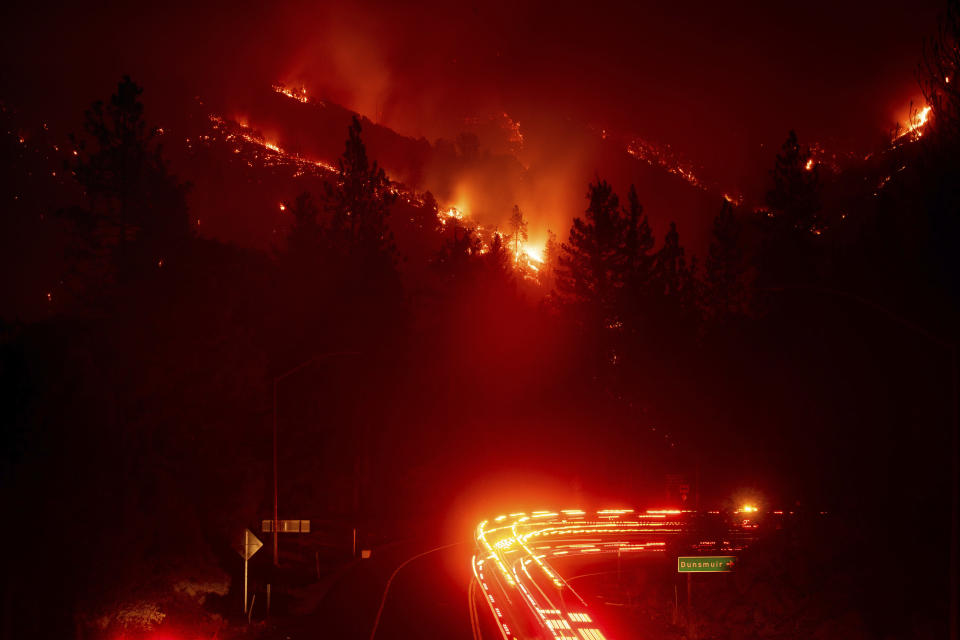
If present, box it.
[417,191,443,235]
[555,179,630,327]
[67,76,190,280]
[433,224,482,284]
[483,232,515,289]
[921,0,960,146]
[758,130,821,286]
[653,221,698,325]
[508,205,528,263]
[542,229,560,291]
[324,116,397,261]
[705,200,746,319]
[765,130,820,231]
[285,191,322,259]
[622,184,656,300]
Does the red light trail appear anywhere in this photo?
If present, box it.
[472,508,759,640]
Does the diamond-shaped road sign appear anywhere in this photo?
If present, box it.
[237,528,263,560]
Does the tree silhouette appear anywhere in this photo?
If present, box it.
[480,232,516,295]
[921,0,960,146]
[416,191,443,235]
[433,223,482,285]
[324,116,397,263]
[653,221,697,309]
[705,200,746,320]
[758,130,821,286]
[556,179,630,324]
[622,184,656,308]
[66,75,190,282]
[766,131,821,229]
[542,229,560,291]
[285,191,322,259]
[508,204,528,262]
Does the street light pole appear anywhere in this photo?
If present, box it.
[272,350,359,567]
[272,375,279,567]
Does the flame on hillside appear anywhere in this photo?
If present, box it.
[272,83,316,105]
[201,105,547,281]
[624,136,707,191]
[896,105,933,140]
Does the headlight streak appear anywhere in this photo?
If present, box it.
[474,509,696,639]
[475,508,762,638]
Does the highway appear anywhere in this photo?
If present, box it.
[272,508,760,640]
[471,509,754,640]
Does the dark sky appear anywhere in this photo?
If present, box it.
[0,0,944,224]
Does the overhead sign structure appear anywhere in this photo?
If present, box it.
[262,519,310,533]
[236,529,263,614]
[677,556,735,572]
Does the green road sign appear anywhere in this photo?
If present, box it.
[678,556,736,572]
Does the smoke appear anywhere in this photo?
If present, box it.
[0,0,942,252]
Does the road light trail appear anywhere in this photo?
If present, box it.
[473,508,760,639]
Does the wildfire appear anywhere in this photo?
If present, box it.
[206,114,339,175]
[625,135,707,192]
[723,193,743,206]
[210,83,551,282]
[272,83,312,104]
[524,246,543,263]
[441,206,464,221]
[896,104,933,140]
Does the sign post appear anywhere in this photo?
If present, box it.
[236,529,263,615]
[677,556,736,640]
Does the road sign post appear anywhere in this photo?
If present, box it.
[236,529,263,615]
[677,555,735,640]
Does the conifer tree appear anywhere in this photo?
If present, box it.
[758,130,821,286]
[921,0,960,146]
[622,184,656,302]
[542,229,560,291]
[285,191,322,259]
[653,221,698,324]
[556,179,629,316]
[509,205,528,262]
[324,116,397,261]
[68,75,190,280]
[705,200,746,319]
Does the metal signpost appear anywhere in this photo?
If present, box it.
[678,556,736,639]
[236,529,263,615]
